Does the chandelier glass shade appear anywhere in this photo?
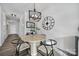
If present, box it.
[29,4,41,22]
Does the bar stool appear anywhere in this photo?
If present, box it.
[37,39,57,56]
[11,37,31,56]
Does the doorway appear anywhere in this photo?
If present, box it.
[6,15,20,35]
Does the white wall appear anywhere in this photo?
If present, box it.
[0,6,7,46]
[78,40,79,56]
[19,15,26,36]
[37,3,79,37]
[36,4,79,51]
[20,11,30,36]
[0,6,1,46]
[23,4,79,51]
[7,22,17,34]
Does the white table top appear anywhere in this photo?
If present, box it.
[20,34,46,43]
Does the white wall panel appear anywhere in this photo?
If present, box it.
[0,6,7,46]
[0,6,1,46]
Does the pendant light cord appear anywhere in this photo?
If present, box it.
[34,3,36,11]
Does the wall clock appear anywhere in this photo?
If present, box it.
[42,16,55,30]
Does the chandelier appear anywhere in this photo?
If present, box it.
[29,3,41,22]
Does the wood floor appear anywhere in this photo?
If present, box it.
[0,34,60,56]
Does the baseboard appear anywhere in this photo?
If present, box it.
[54,47,67,56]
[56,47,76,56]
[65,49,76,55]
[54,47,76,56]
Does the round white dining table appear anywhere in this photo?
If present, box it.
[20,34,46,56]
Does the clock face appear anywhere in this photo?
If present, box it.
[42,16,55,30]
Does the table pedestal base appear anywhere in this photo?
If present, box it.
[31,42,37,56]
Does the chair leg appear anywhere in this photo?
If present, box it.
[15,50,19,56]
[50,40,54,56]
[27,48,31,56]
[48,45,54,56]
[15,44,21,56]
[51,49,54,56]
[51,45,54,56]
[44,45,48,56]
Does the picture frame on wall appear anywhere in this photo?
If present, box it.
[26,21,35,28]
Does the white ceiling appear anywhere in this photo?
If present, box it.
[0,3,79,18]
[0,3,52,15]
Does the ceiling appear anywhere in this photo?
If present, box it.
[0,3,52,15]
[0,3,79,18]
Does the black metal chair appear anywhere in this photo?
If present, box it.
[37,39,57,56]
[11,37,31,56]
